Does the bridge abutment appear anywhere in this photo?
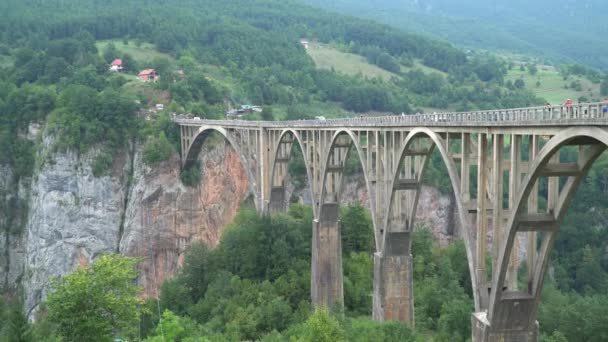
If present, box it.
[311,203,344,309]
[372,232,414,324]
[472,312,538,342]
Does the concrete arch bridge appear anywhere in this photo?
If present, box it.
[175,102,608,341]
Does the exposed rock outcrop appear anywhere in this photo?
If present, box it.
[120,141,249,297]
[0,165,27,293]
[23,140,129,316]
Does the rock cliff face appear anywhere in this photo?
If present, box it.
[119,141,249,297]
[0,165,27,293]
[16,136,249,316]
[23,139,129,316]
[3,133,459,317]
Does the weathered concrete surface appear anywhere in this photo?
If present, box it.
[311,202,343,309]
[269,186,286,214]
[472,312,538,342]
[373,252,413,323]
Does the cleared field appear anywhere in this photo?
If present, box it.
[307,45,399,80]
[96,40,173,62]
[506,66,601,104]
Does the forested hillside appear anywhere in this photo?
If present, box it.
[0,0,546,184]
[301,0,608,70]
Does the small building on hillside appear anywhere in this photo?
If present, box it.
[109,59,123,72]
[138,69,160,82]
[299,39,309,50]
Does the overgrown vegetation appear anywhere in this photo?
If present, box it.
[3,183,608,341]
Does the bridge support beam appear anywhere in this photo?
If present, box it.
[372,232,414,324]
[268,186,286,214]
[472,312,538,342]
[311,203,343,309]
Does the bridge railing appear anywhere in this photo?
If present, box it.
[174,102,608,127]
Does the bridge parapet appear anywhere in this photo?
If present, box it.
[175,101,608,128]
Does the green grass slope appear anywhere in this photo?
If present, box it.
[506,66,602,104]
[307,44,398,80]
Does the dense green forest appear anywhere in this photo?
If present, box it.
[301,0,608,70]
[2,198,608,341]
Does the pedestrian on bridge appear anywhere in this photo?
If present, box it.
[565,98,574,116]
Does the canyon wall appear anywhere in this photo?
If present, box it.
[1,135,459,317]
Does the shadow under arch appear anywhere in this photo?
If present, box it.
[268,129,316,216]
[384,127,479,310]
[183,126,259,209]
[318,129,381,251]
[488,127,608,323]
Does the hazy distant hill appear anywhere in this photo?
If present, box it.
[300,0,608,70]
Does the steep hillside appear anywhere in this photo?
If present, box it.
[301,0,608,70]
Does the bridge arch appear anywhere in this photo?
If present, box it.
[183,126,259,208]
[268,129,315,214]
[311,129,381,309]
[486,127,608,336]
[318,129,380,247]
[381,128,481,310]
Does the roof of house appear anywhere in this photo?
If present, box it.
[138,69,157,76]
[111,59,123,66]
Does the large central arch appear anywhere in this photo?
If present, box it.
[482,127,608,339]
[377,128,479,323]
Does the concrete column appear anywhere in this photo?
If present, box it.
[476,134,489,308]
[311,202,343,309]
[372,232,414,324]
[268,186,286,214]
[472,312,538,342]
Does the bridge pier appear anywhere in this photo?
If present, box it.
[311,203,344,309]
[373,232,414,324]
[472,312,538,342]
[268,186,286,214]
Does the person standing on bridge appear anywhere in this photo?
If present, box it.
[602,98,608,116]
[565,98,574,117]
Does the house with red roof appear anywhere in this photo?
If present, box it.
[138,69,159,82]
[109,59,123,72]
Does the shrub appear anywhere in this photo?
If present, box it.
[143,132,173,165]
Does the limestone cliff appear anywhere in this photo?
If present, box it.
[119,141,249,297]
[3,133,459,317]
[23,139,129,316]
[13,135,249,317]
[0,165,27,293]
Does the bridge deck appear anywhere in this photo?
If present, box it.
[175,102,608,128]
